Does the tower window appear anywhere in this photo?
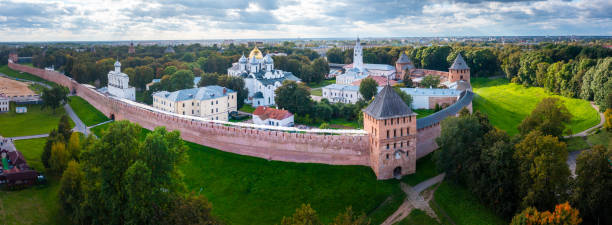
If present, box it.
[386,130,390,138]
[386,144,389,149]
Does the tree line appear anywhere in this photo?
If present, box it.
[435,98,611,224]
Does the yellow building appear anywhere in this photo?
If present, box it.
[152,85,237,121]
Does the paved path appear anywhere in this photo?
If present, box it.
[64,103,89,136]
[7,134,49,140]
[564,102,604,138]
[381,173,445,225]
[88,120,113,129]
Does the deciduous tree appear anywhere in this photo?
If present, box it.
[572,145,612,224]
[359,78,378,101]
[518,97,572,137]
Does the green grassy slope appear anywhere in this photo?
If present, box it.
[434,181,506,225]
[472,78,599,136]
[67,96,109,126]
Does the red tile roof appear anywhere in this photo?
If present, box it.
[352,75,397,86]
[253,106,293,120]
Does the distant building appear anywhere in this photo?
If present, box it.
[15,106,27,113]
[399,88,463,109]
[351,75,397,87]
[395,52,415,80]
[99,61,136,101]
[322,84,362,104]
[0,96,8,112]
[152,85,237,121]
[252,106,294,127]
[227,47,301,107]
[164,46,175,54]
[128,42,136,54]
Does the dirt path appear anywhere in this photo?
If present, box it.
[381,174,445,225]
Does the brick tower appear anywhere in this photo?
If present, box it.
[448,53,470,83]
[395,52,414,80]
[363,85,417,179]
[128,42,136,54]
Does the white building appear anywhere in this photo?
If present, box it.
[152,85,237,121]
[252,106,294,127]
[0,96,8,112]
[398,88,463,109]
[336,38,396,85]
[322,84,362,104]
[100,61,135,101]
[227,47,301,107]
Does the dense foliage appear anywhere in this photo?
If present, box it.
[41,86,69,113]
[58,121,218,225]
[518,97,572,137]
[281,204,369,225]
[510,202,581,225]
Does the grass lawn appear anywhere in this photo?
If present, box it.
[0,65,56,87]
[67,96,109,126]
[300,117,360,129]
[565,137,590,152]
[586,129,611,148]
[239,104,256,113]
[0,138,66,225]
[401,153,439,186]
[0,103,74,137]
[91,122,404,225]
[307,78,336,89]
[310,88,323,96]
[434,181,506,225]
[395,209,441,225]
[413,109,436,119]
[472,78,599,136]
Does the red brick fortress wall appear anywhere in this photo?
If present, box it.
[9,62,370,166]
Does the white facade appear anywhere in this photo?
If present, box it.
[322,84,362,104]
[227,47,300,107]
[398,88,462,109]
[152,85,237,122]
[353,38,364,71]
[107,61,135,101]
[0,97,8,112]
[253,114,294,127]
[335,38,395,85]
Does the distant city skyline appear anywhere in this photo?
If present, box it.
[0,0,610,42]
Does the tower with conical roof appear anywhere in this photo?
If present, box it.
[128,42,135,54]
[448,53,470,83]
[395,51,414,80]
[363,85,417,179]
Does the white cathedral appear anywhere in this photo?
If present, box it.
[101,60,135,101]
[227,47,300,106]
[336,38,396,85]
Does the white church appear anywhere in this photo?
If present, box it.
[99,60,135,101]
[335,38,396,85]
[227,47,301,107]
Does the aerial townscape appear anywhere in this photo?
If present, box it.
[0,0,611,225]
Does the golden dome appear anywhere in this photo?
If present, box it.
[248,47,264,59]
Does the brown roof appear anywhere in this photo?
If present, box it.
[253,106,293,120]
[352,75,397,86]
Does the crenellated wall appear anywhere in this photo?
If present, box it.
[8,62,472,178]
[9,62,370,166]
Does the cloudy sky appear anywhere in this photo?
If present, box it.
[0,0,610,42]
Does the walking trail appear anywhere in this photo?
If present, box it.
[564,102,604,176]
[5,104,92,140]
[381,173,445,225]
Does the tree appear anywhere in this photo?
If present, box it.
[41,86,69,113]
[275,80,313,116]
[518,97,572,137]
[359,78,378,101]
[163,66,177,76]
[514,131,570,210]
[67,132,81,160]
[162,194,217,225]
[393,87,413,107]
[58,115,73,141]
[604,108,612,131]
[50,142,71,174]
[42,116,72,169]
[326,48,344,64]
[330,207,369,225]
[169,69,195,91]
[572,145,612,224]
[310,58,329,84]
[123,160,156,225]
[580,57,611,110]
[402,73,413,88]
[281,204,322,225]
[510,202,582,225]
[420,75,440,88]
[59,161,84,224]
[198,73,219,87]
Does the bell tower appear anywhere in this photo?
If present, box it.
[448,53,470,83]
[363,86,417,179]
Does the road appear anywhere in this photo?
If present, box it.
[381,173,445,225]
[564,102,604,138]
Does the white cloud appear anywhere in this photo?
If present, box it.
[0,0,609,41]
